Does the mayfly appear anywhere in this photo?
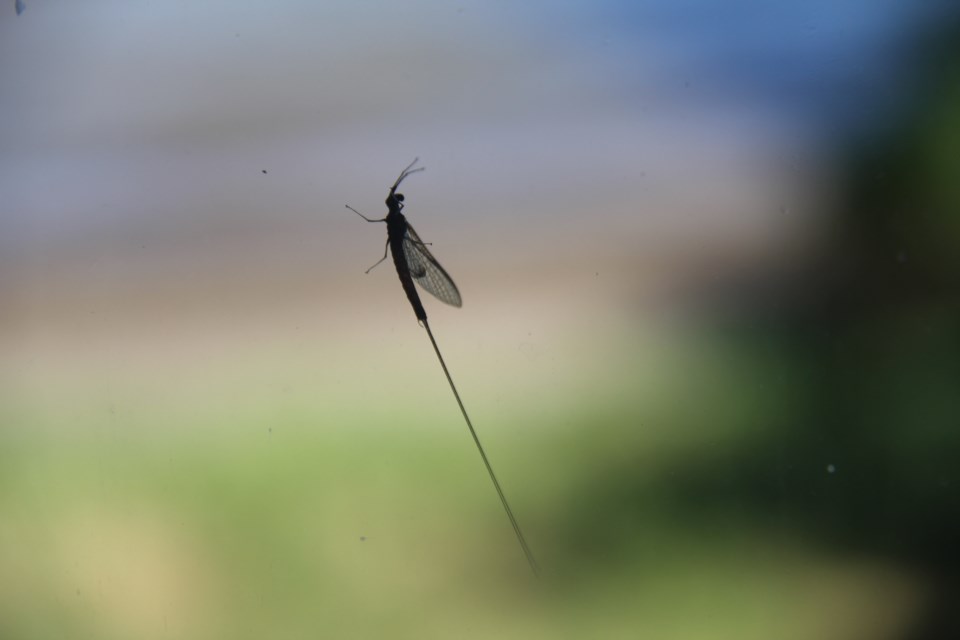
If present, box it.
[347,159,539,576]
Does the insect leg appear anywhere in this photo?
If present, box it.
[346,204,385,223]
[364,239,390,274]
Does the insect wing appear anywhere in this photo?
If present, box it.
[403,224,462,307]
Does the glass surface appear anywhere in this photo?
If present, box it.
[2,2,958,638]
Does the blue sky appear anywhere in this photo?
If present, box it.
[0,0,953,261]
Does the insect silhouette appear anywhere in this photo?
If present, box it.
[347,159,539,576]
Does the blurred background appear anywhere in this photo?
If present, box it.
[2,1,958,638]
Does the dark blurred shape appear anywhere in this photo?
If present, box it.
[817,18,960,639]
[15,0,25,16]
[559,13,960,640]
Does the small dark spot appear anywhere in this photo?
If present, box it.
[359,536,367,542]
[261,169,267,174]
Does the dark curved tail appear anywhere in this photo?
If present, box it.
[422,318,540,577]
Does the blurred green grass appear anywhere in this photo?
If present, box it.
[0,325,923,640]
